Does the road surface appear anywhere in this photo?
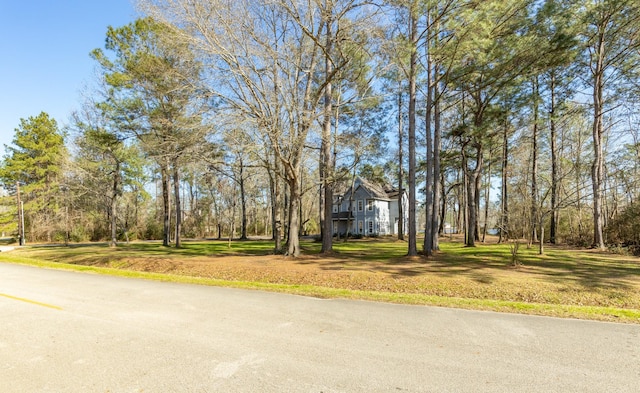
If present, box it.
[1,263,639,392]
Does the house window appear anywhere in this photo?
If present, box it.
[368,220,374,234]
[367,200,374,211]
[358,200,364,212]
[358,220,363,234]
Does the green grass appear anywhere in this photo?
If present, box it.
[3,237,640,324]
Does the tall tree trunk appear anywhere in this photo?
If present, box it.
[283,182,289,245]
[592,32,606,251]
[424,39,434,256]
[462,165,469,244]
[228,187,236,247]
[286,176,302,257]
[332,82,342,241]
[482,148,491,243]
[397,86,404,241]
[320,6,334,254]
[16,182,24,246]
[161,163,171,247]
[549,72,559,244]
[455,171,463,235]
[426,8,442,252]
[530,77,539,244]
[431,70,442,251]
[474,159,482,242]
[273,159,282,252]
[172,161,182,248]
[575,114,584,243]
[345,164,357,242]
[110,161,121,248]
[438,171,446,236]
[270,26,282,253]
[299,169,306,238]
[239,157,248,240]
[463,143,483,247]
[407,3,418,256]
[467,172,478,247]
[499,115,509,243]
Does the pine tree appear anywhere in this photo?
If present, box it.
[0,112,67,242]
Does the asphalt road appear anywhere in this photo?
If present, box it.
[1,263,639,392]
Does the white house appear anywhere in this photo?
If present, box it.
[331,177,408,236]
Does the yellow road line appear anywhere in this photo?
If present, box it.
[0,293,63,310]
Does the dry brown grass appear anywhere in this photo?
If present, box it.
[5,236,640,322]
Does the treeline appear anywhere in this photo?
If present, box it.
[1,0,639,256]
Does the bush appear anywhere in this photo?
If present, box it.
[0,236,17,245]
[143,219,163,240]
[606,202,640,255]
[333,232,363,239]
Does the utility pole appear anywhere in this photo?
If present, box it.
[16,181,25,246]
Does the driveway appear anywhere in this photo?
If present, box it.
[1,263,638,392]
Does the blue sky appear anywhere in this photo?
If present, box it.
[0,0,137,157]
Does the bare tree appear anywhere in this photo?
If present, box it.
[582,0,640,250]
[141,0,377,256]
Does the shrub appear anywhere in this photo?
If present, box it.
[606,202,640,255]
[143,219,163,240]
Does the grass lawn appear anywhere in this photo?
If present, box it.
[2,236,640,323]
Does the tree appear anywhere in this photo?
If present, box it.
[141,0,377,257]
[446,1,533,246]
[141,0,315,256]
[214,129,259,241]
[581,0,640,250]
[92,17,207,247]
[315,0,379,253]
[319,0,335,253]
[72,100,146,247]
[397,83,405,242]
[0,112,67,242]
[406,0,419,256]
[530,76,540,245]
[443,0,576,247]
[535,0,581,245]
[422,0,458,256]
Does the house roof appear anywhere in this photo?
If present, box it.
[335,177,403,202]
[357,177,390,200]
[385,188,403,199]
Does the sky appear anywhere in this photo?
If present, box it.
[0,0,138,158]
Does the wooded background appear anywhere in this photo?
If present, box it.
[1,0,639,257]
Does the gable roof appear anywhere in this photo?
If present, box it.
[335,177,403,202]
[356,177,390,200]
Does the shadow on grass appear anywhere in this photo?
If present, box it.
[515,249,640,289]
[16,238,640,290]
[290,240,502,285]
[296,238,640,290]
